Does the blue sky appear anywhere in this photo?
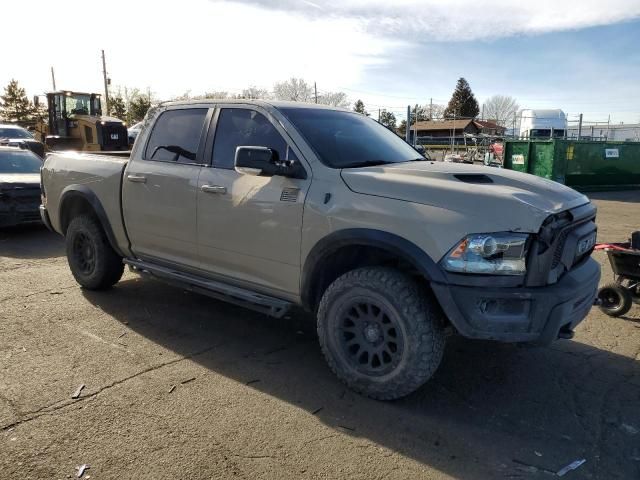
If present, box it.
[356,19,640,123]
[3,0,639,124]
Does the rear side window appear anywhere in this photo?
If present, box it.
[212,109,289,169]
[144,108,208,163]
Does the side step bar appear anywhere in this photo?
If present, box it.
[124,259,292,318]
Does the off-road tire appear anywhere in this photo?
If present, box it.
[66,215,124,290]
[317,267,446,400]
[598,282,632,317]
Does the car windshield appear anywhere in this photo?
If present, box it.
[0,127,32,139]
[279,107,423,168]
[0,150,42,173]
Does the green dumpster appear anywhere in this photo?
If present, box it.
[503,139,640,190]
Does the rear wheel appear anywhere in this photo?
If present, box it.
[317,267,445,400]
[66,215,124,290]
[597,282,632,317]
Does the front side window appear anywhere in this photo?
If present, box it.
[279,107,422,168]
[144,108,208,163]
[0,150,42,173]
[212,109,289,169]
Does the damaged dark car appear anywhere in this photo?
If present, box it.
[0,146,43,227]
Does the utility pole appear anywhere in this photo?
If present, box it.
[606,114,610,141]
[50,67,57,90]
[378,109,380,122]
[314,82,318,104]
[414,104,419,146]
[101,49,110,115]
[481,104,484,121]
[577,113,583,140]
[429,97,433,120]
[405,105,411,143]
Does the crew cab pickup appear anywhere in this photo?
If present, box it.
[40,100,600,400]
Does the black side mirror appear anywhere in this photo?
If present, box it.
[235,146,307,179]
[234,146,276,176]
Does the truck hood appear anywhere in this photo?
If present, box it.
[340,161,590,232]
[0,173,40,194]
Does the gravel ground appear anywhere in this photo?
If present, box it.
[1,191,639,479]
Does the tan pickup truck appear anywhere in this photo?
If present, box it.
[40,100,600,400]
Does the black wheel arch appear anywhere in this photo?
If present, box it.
[59,185,124,257]
[301,229,445,311]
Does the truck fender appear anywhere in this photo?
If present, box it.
[59,185,125,257]
[301,229,445,310]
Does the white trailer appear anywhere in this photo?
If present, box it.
[519,109,567,139]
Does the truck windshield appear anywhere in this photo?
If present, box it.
[279,107,423,168]
[0,150,42,173]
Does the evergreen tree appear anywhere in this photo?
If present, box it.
[109,92,127,120]
[0,79,32,122]
[129,94,151,122]
[444,78,479,119]
[379,109,397,129]
[353,99,369,116]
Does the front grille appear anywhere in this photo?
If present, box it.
[98,123,128,150]
[527,203,597,287]
[19,211,41,222]
[551,229,570,268]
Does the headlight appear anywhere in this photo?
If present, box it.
[441,232,529,275]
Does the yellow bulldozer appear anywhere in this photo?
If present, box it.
[33,91,128,152]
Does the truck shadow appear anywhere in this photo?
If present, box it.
[83,277,640,480]
[0,224,64,259]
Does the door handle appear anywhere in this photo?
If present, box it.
[201,185,227,194]
[126,174,147,183]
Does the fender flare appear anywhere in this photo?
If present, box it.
[59,185,125,257]
[301,228,445,310]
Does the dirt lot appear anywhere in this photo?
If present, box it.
[1,191,639,480]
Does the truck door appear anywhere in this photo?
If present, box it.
[122,107,210,270]
[197,107,311,298]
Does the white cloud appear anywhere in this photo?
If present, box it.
[0,0,402,100]
[223,0,640,40]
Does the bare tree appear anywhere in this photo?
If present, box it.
[425,103,445,120]
[482,95,519,126]
[318,91,349,108]
[201,91,232,99]
[241,86,271,100]
[273,78,313,102]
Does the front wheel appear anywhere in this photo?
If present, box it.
[317,267,445,400]
[66,215,124,290]
[597,282,632,317]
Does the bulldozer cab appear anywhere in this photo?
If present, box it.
[47,91,102,137]
[34,90,128,152]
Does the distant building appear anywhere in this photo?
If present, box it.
[412,119,505,144]
[566,123,640,142]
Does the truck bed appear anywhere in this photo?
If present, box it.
[41,151,131,256]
